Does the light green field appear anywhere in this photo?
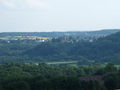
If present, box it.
[47,61,78,65]
[115,65,120,68]
[0,36,50,40]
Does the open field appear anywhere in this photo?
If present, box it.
[0,36,50,41]
[115,65,120,68]
[46,61,78,65]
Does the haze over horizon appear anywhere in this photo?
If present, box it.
[0,0,120,32]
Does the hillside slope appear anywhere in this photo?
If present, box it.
[25,32,120,64]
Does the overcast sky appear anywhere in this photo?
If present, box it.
[0,0,120,32]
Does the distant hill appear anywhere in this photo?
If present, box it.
[70,31,120,63]
[24,31,120,64]
[0,29,120,64]
[0,29,120,38]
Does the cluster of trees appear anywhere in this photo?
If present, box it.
[0,62,119,90]
[0,40,39,63]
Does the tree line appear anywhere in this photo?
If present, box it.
[0,62,119,90]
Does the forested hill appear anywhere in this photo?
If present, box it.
[24,31,120,64]
[0,29,120,37]
[0,30,120,64]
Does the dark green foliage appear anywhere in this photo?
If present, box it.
[3,81,30,90]
[0,63,119,90]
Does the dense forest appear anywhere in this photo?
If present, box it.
[0,30,120,64]
[0,62,119,90]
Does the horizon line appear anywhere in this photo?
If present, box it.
[0,29,120,33]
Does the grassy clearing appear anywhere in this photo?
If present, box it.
[115,65,120,68]
[46,61,78,65]
[0,36,50,40]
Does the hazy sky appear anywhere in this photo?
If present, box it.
[0,0,120,32]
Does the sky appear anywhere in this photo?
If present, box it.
[0,0,120,32]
